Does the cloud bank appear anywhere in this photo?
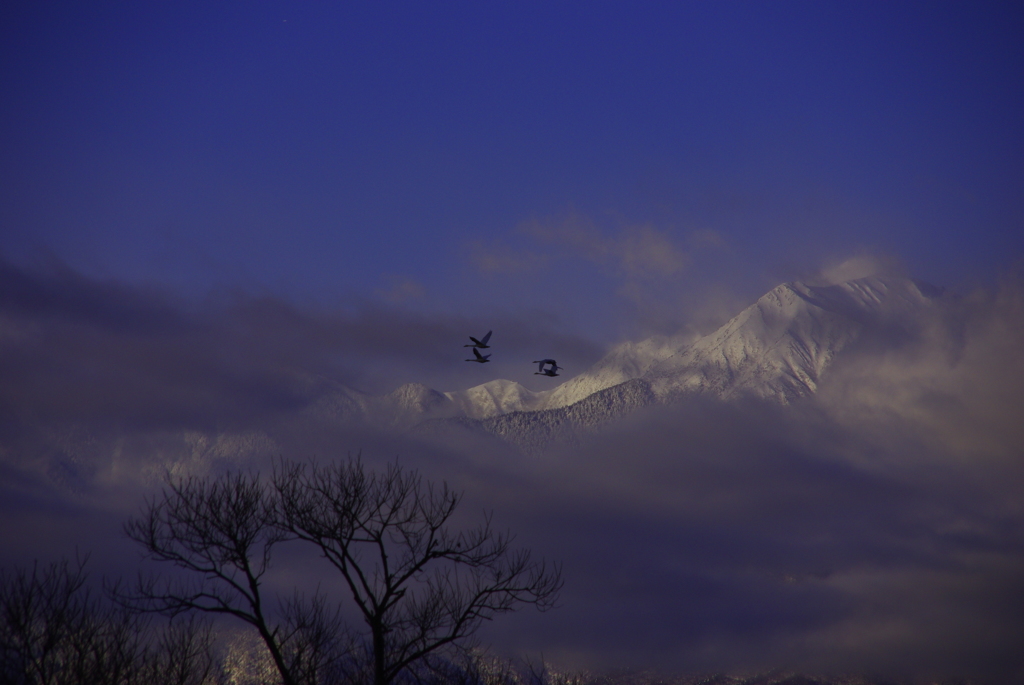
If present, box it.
[2,255,1023,682]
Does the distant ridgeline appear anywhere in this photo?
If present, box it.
[307,276,947,453]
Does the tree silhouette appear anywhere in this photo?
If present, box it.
[0,556,215,685]
[122,471,339,685]
[273,458,562,685]
[122,457,562,685]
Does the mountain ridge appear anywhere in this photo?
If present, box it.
[309,275,945,447]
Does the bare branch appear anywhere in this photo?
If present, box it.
[272,456,563,685]
[117,456,562,685]
[120,471,301,685]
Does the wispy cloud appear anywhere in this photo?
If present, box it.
[811,253,910,286]
[375,276,426,303]
[517,210,692,279]
[467,209,730,338]
[469,241,550,275]
[470,209,703,280]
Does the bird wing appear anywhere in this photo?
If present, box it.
[481,330,492,344]
[473,348,485,360]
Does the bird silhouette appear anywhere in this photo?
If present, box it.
[466,347,491,363]
[533,359,562,376]
[464,330,492,349]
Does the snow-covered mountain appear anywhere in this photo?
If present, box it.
[546,275,941,408]
[536,335,682,410]
[444,379,545,419]
[310,275,944,445]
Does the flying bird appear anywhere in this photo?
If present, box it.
[464,330,492,349]
[533,359,562,376]
[466,348,491,363]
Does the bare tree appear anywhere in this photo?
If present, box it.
[121,471,340,685]
[142,615,217,685]
[272,457,562,685]
[0,556,216,685]
[121,458,561,685]
[0,554,146,685]
[1,556,94,685]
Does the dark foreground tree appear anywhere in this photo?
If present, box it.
[273,459,562,685]
[0,556,215,685]
[121,471,340,685]
[122,457,562,685]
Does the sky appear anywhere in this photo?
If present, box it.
[3,1,1024,682]
[3,2,1023,350]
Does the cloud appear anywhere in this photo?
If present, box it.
[464,391,1024,680]
[436,275,1024,680]
[3,256,1023,682]
[375,276,426,303]
[469,241,549,275]
[467,209,734,339]
[815,273,1024,464]
[518,210,691,279]
[810,253,909,287]
[0,255,602,433]
[469,209,700,281]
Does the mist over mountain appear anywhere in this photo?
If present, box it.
[294,273,951,452]
[2,257,1023,682]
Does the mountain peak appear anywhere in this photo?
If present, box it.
[444,379,546,419]
[643,275,942,403]
[540,275,942,409]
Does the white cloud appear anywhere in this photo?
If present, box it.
[517,210,691,278]
[469,241,549,274]
[375,276,426,302]
[813,253,907,286]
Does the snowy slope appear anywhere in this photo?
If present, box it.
[372,383,459,427]
[644,276,940,403]
[536,335,682,410]
[444,379,546,419]
[474,378,657,453]
[537,276,940,409]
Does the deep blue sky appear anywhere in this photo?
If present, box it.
[2,1,1023,345]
